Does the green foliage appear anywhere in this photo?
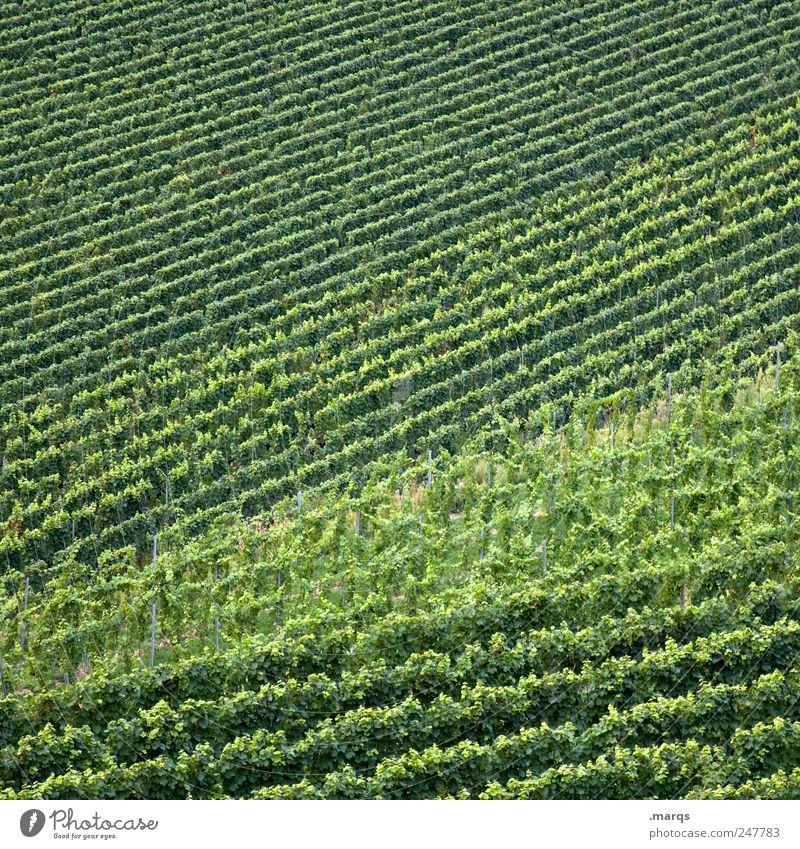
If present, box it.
[1,348,800,798]
[2,0,800,800]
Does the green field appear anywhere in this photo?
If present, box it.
[1,0,800,799]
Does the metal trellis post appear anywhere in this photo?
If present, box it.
[667,374,672,427]
[20,577,29,652]
[214,562,220,653]
[150,533,158,670]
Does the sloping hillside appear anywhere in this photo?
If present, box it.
[2,0,800,800]
[1,347,799,798]
[2,0,799,572]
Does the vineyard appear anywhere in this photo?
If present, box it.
[1,0,800,800]
[1,350,799,798]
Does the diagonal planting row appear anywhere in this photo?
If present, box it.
[6,601,799,799]
[3,83,796,568]
[8,366,799,710]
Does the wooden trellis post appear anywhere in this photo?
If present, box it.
[297,490,303,514]
[542,539,547,577]
[776,340,781,388]
[427,449,432,489]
